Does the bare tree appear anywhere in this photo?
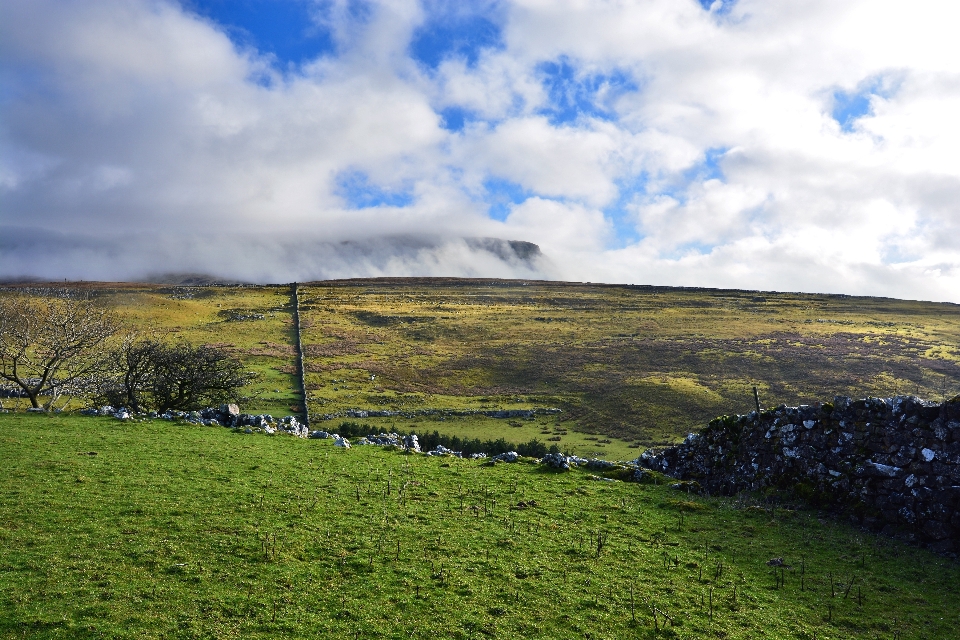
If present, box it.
[149,342,254,412]
[0,294,120,409]
[99,334,163,411]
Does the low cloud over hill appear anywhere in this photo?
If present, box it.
[0,229,551,284]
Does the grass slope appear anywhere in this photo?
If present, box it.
[2,413,958,639]
[4,278,960,453]
[297,279,960,448]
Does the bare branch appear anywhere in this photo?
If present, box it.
[0,295,120,408]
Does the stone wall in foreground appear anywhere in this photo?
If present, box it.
[639,396,960,553]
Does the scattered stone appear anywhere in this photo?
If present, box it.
[587,474,618,482]
[403,434,420,452]
[541,452,573,470]
[426,445,460,457]
[220,403,240,417]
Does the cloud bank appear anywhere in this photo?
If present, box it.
[2,0,960,300]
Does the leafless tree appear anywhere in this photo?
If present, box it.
[97,338,254,412]
[98,333,163,411]
[148,342,253,412]
[0,294,120,409]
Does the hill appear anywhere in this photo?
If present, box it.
[3,278,960,457]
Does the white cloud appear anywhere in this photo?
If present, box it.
[2,0,960,301]
[456,117,623,206]
[502,197,610,253]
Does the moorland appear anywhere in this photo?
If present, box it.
[6,278,959,458]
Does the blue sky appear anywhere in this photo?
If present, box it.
[536,58,637,126]
[409,3,504,70]
[336,170,413,209]
[831,76,898,133]
[181,0,339,67]
[3,0,959,301]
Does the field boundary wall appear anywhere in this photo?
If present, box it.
[640,396,960,553]
[291,283,309,428]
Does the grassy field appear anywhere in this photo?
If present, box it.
[321,415,640,461]
[3,278,960,454]
[2,413,958,639]
[296,278,960,447]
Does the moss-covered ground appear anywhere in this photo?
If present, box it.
[2,413,958,639]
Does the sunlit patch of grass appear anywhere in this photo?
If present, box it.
[1,284,301,415]
[630,375,726,403]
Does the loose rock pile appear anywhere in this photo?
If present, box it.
[0,385,28,398]
[81,404,309,437]
[426,444,459,457]
[540,453,587,470]
[638,395,960,553]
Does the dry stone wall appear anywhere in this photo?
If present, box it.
[291,282,309,428]
[639,396,960,553]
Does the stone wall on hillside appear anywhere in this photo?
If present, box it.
[638,396,960,553]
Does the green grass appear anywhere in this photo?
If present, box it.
[0,284,301,416]
[103,286,301,416]
[2,413,958,639]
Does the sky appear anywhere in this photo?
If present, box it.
[2,0,960,301]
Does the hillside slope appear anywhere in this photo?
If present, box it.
[3,278,960,452]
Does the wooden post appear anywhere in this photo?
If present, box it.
[753,386,762,413]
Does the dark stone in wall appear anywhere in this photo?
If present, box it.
[638,395,960,553]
